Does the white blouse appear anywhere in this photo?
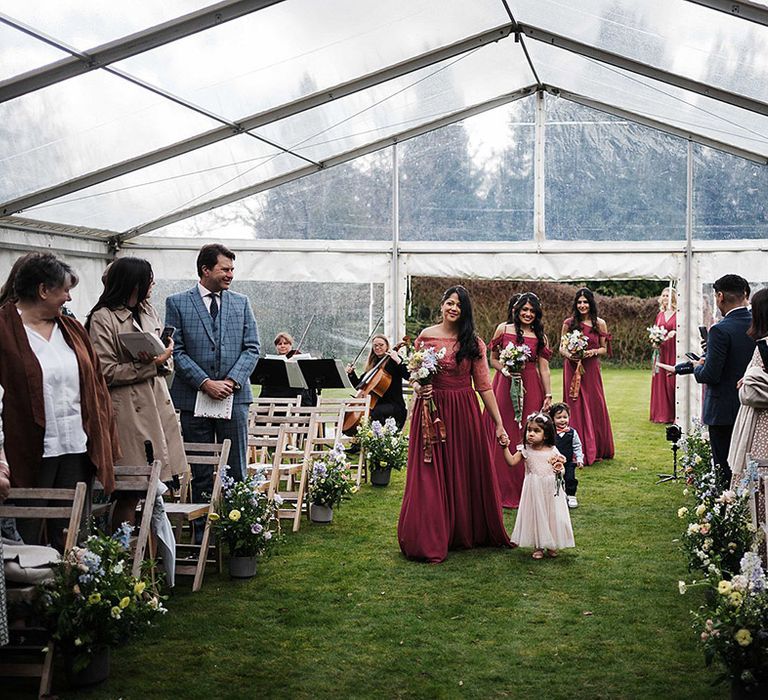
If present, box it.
[24,323,87,458]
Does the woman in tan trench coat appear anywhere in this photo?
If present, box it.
[87,257,187,527]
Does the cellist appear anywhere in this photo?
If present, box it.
[346,334,409,429]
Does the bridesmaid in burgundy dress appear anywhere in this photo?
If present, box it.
[485,292,553,508]
[560,288,615,465]
[398,286,510,563]
[650,287,677,423]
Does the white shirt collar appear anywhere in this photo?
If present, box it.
[197,282,218,300]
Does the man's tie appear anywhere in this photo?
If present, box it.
[208,293,219,321]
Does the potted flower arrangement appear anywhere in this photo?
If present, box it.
[680,419,713,494]
[37,524,166,687]
[307,443,355,522]
[209,466,279,578]
[357,417,408,487]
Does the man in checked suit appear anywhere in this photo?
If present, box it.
[166,243,260,507]
[694,274,754,488]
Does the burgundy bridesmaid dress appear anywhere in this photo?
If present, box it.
[650,311,677,423]
[484,333,552,508]
[397,335,510,563]
[562,320,615,465]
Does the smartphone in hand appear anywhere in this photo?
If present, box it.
[160,326,175,347]
[685,352,701,362]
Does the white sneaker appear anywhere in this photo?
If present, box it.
[567,496,578,509]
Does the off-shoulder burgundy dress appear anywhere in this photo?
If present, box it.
[485,332,552,508]
[650,310,677,424]
[397,335,510,563]
[562,320,615,465]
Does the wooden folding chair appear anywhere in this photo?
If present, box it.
[316,395,371,485]
[247,397,301,463]
[0,482,88,699]
[164,439,230,592]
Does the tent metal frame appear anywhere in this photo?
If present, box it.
[683,0,768,27]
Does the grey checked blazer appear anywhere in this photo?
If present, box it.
[166,287,260,412]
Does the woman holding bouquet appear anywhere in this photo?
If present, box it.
[398,286,510,563]
[649,287,677,423]
[485,292,553,508]
[560,288,614,465]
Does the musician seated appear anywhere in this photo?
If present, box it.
[346,334,409,429]
[259,331,317,406]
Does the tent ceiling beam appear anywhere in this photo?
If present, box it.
[547,86,768,164]
[0,0,287,104]
[517,22,768,117]
[682,0,768,27]
[118,85,537,241]
[0,23,514,218]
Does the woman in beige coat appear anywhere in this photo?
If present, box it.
[87,257,186,527]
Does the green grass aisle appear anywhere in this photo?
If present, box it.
[65,369,727,699]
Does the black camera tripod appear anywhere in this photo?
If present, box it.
[657,424,682,484]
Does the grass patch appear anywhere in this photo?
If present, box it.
[48,369,725,699]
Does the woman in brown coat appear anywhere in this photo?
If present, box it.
[87,257,187,527]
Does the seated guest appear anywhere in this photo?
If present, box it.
[86,257,187,529]
[259,331,317,407]
[0,253,119,548]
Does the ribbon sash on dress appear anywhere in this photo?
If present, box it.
[569,359,585,400]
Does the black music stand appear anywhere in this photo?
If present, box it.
[296,359,354,393]
[251,358,308,389]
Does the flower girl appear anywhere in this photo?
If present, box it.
[503,413,575,559]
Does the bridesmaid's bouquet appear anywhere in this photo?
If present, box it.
[562,329,590,400]
[498,342,532,426]
[399,340,447,463]
[647,324,669,374]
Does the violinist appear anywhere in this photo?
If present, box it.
[259,331,317,406]
[346,334,409,429]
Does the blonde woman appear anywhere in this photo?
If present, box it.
[650,287,677,423]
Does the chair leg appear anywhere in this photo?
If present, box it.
[192,518,213,592]
[39,640,55,699]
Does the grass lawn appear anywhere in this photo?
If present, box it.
[50,368,726,699]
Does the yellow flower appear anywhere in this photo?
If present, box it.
[717,580,732,596]
[735,629,752,646]
[119,596,131,609]
[695,504,706,517]
[111,606,122,619]
[228,509,241,521]
[729,592,743,607]
[677,507,688,518]
[134,581,146,596]
[208,513,220,521]
[87,593,101,605]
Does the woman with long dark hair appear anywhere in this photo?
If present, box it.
[485,292,553,508]
[650,287,677,423]
[398,286,510,563]
[559,288,614,465]
[87,257,186,528]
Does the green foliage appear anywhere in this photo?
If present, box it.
[37,527,166,671]
[210,468,279,557]
[357,418,408,472]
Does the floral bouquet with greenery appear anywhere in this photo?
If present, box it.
[562,329,590,399]
[498,341,532,425]
[308,443,355,508]
[209,466,279,557]
[37,525,166,671]
[357,417,408,473]
[690,552,768,693]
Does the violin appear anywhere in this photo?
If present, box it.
[342,338,407,435]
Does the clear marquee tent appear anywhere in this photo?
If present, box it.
[1,0,768,426]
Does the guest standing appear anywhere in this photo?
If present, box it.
[397,286,510,563]
[485,292,553,508]
[0,386,10,646]
[165,244,260,500]
[560,288,614,465]
[259,331,317,407]
[87,257,187,528]
[694,275,754,487]
[0,254,118,547]
[650,287,677,423]
[346,334,409,429]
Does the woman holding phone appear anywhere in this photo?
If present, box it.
[86,257,186,528]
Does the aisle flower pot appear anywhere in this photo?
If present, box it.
[229,555,258,579]
[370,467,392,487]
[310,504,333,523]
[65,646,111,688]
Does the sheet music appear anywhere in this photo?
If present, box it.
[194,391,234,419]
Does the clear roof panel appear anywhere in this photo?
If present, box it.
[255,40,535,164]
[512,0,768,105]
[0,23,68,81]
[527,41,768,158]
[23,135,305,232]
[114,0,508,122]
[0,70,220,203]
[1,1,215,50]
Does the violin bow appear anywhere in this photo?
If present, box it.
[294,313,316,353]
[350,315,384,367]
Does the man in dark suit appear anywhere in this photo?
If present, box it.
[166,244,260,503]
[694,274,754,487]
